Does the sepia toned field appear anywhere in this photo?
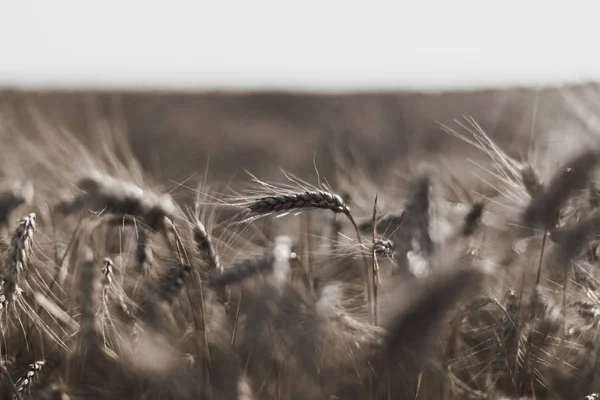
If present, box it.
[0,84,597,399]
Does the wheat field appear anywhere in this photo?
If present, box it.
[0,85,597,399]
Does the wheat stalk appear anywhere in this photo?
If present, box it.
[78,247,100,350]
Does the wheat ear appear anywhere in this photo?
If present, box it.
[193,218,221,271]
[136,227,152,274]
[520,164,543,197]
[246,191,350,215]
[461,202,484,236]
[524,150,599,228]
[13,360,45,399]
[244,189,373,322]
[209,241,287,289]
[55,172,176,230]
[1,213,36,309]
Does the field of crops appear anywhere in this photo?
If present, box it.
[0,84,597,399]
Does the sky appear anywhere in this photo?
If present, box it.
[1,1,599,92]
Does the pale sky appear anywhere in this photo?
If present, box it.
[1,1,599,92]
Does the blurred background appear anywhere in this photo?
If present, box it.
[1,1,599,189]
